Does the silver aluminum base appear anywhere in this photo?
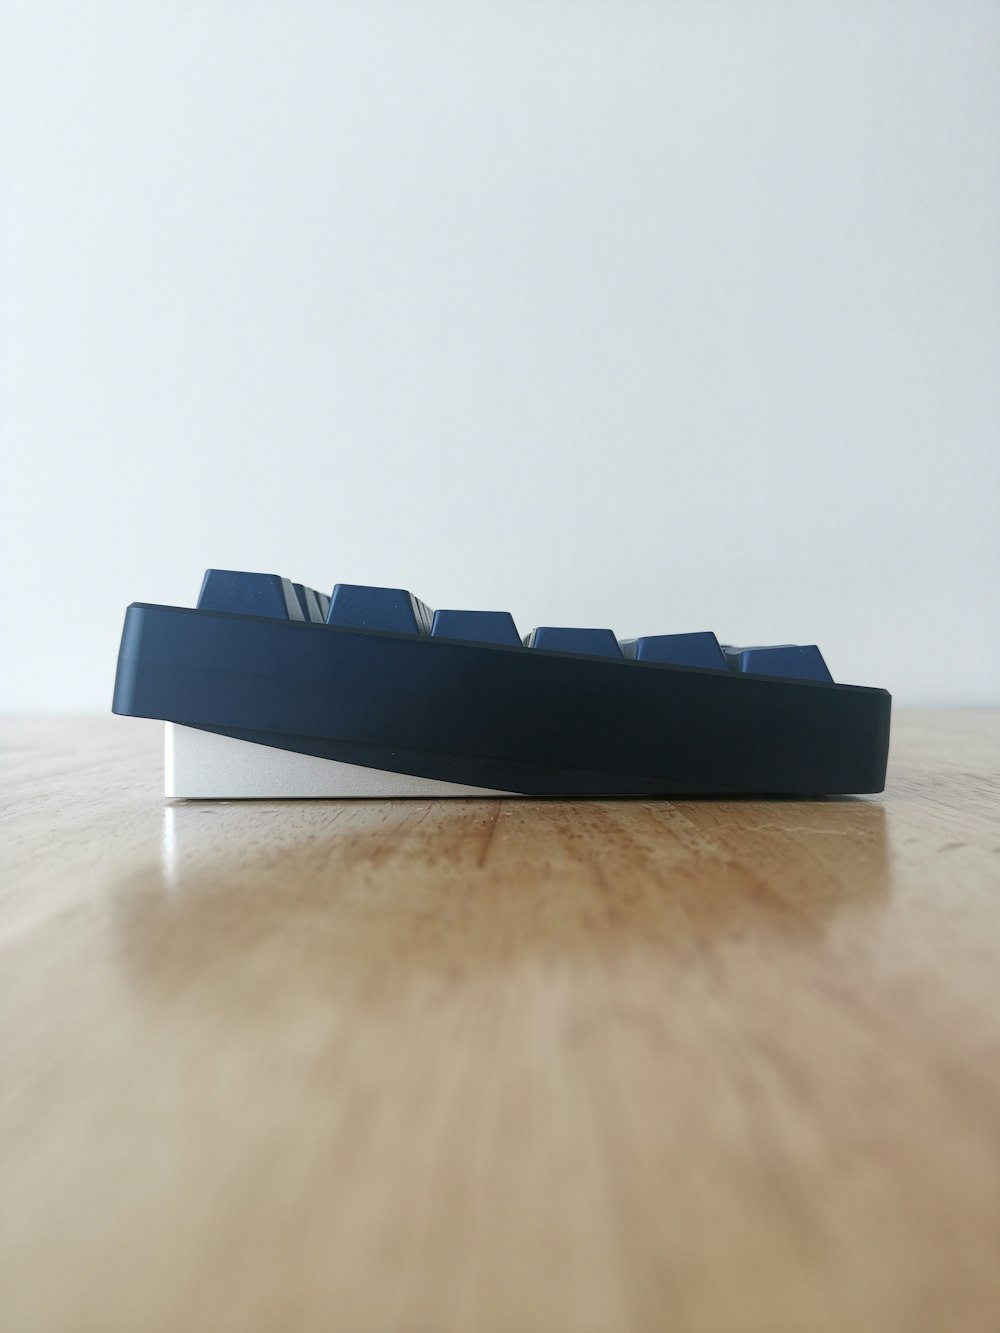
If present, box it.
[164,723,512,798]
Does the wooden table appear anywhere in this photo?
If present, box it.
[2,713,999,1333]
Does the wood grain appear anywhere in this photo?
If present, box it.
[2,712,999,1333]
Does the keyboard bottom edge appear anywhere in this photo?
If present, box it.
[160,722,882,798]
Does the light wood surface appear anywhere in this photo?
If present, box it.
[2,713,1000,1333]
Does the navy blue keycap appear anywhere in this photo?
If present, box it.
[326,584,432,635]
[198,569,304,620]
[724,644,833,682]
[431,609,521,646]
[622,632,728,670]
[526,627,623,658]
[293,583,325,624]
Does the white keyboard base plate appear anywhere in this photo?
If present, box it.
[164,724,512,799]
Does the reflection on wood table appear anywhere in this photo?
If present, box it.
[2,712,999,1333]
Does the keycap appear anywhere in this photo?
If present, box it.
[724,644,833,682]
[525,627,623,658]
[431,610,521,645]
[197,569,304,620]
[326,584,433,635]
[315,592,330,620]
[293,583,326,624]
[622,632,728,669]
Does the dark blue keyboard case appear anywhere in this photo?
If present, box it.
[112,571,891,796]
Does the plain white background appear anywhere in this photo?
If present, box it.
[2,0,998,711]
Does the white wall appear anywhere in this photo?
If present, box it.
[2,0,998,711]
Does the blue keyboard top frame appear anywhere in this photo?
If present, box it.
[112,570,891,796]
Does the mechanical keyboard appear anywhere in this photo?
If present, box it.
[112,570,892,798]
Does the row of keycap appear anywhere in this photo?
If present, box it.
[195,570,833,682]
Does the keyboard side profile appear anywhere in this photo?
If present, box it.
[111,570,891,798]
